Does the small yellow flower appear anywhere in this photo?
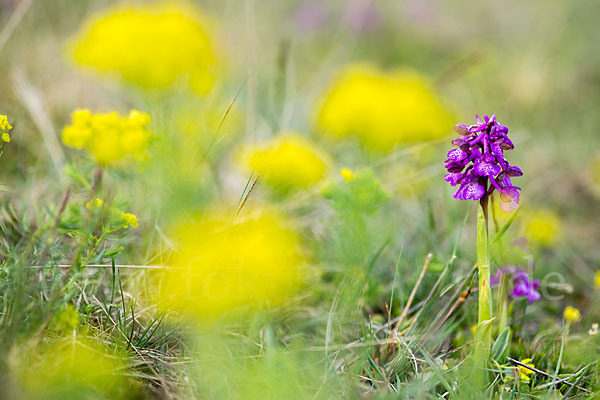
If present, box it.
[121,212,138,228]
[1,132,10,143]
[564,306,581,323]
[517,358,535,382]
[86,198,103,209]
[595,271,600,289]
[0,115,12,131]
[340,168,355,182]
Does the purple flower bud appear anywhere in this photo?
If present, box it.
[451,137,467,147]
[445,161,466,173]
[500,137,514,150]
[499,186,520,213]
[444,114,522,210]
[454,124,469,135]
[505,165,523,177]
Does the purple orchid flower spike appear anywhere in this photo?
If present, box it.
[444,115,522,211]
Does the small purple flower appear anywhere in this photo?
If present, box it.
[444,114,522,210]
[491,266,540,304]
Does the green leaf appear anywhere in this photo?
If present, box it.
[491,327,511,361]
[474,317,495,350]
[491,206,520,244]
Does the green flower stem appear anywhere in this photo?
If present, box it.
[477,196,492,326]
[474,196,493,376]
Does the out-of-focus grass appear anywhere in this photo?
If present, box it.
[0,0,599,399]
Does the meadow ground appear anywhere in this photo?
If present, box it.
[0,1,600,399]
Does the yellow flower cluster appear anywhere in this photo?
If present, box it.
[517,358,535,382]
[523,209,562,247]
[315,64,454,152]
[120,212,139,228]
[564,306,581,323]
[242,134,328,191]
[0,114,12,143]
[70,3,218,94]
[160,207,304,319]
[62,109,152,165]
[86,198,103,209]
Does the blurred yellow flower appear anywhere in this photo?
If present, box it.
[16,338,127,399]
[70,3,218,93]
[242,134,328,191]
[517,358,535,382]
[62,108,152,165]
[86,198,103,209]
[0,114,12,131]
[1,114,12,142]
[120,212,138,228]
[315,64,454,151]
[160,207,305,318]
[340,168,355,182]
[523,209,561,246]
[595,271,600,289]
[564,306,581,322]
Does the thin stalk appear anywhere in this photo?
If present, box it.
[474,195,493,382]
[497,273,510,334]
[477,196,492,327]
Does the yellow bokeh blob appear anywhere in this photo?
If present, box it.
[160,207,305,319]
[315,63,454,152]
[70,3,218,94]
[523,209,562,247]
[15,337,127,399]
[241,134,328,191]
